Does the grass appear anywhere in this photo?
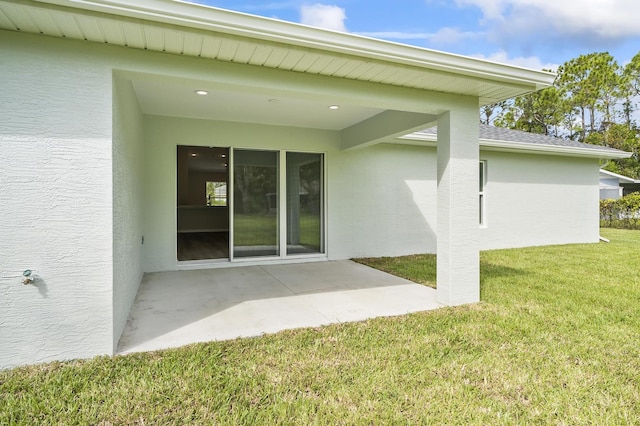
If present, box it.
[234,213,321,248]
[355,253,437,288]
[2,229,640,424]
[233,213,278,246]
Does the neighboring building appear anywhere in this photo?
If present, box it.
[621,182,640,197]
[599,169,640,199]
[0,0,629,369]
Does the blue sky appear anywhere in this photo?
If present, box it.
[189,0,640,71]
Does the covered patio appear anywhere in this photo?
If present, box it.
[0,0,557,368]
[117,261,440,354]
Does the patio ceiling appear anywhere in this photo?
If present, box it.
[130,76,385,131]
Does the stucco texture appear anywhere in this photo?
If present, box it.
[1,32,114,368]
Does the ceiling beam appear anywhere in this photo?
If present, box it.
[340,110,437,151]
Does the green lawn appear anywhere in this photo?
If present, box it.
[234,213,320,248]
[2,229,639,424]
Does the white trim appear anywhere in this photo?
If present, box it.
[478,138,630,160]
[479,160,487,228]
[176,254,329,270]
[278,150,286,259]
[599,169,638,183]
[397,133,631,159]
[33,0,554,89]
[322,152,327,255]
[228,147,235,262]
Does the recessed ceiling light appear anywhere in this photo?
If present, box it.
[191,153,197,157]
[329,105,340,110]
[221,154,226,158]
[195,90,208,96]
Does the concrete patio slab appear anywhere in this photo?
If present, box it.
[117,260,441,354]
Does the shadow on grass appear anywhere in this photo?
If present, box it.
[354,254,437,287]
[480,261,528,283]
[355,254,527,289]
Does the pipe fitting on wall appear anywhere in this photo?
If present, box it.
[22,270,34,285]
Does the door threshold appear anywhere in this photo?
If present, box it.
[176,255,328,270]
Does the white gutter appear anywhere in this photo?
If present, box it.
[599,169,638,183]
[398,133,631,160]
[34,0,554,89]
[478,137,630,159]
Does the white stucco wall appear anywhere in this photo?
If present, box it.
[112,78,145,350]
[0,31,114,369]
[329,144,437,259]
[479,151,600,249]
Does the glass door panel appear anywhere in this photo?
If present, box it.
[233,149,279,258]
[176,146,230,261]
[286,152,323,255]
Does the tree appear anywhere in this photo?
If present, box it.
[488,51,640,179]
[625,52,640,97]
[556,52,623,141]
[598,124,640,178]
[622,53,640,129]
[493,86,567,136]
[480,101,506,125]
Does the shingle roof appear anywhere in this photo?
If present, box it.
[417,124,624,154]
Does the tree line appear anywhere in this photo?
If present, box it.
[482,52,640,178]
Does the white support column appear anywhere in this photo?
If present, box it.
[436,105,480,306]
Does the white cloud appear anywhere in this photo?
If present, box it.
[473,49,559,71]
[455,0,506,20]
[300,4,347,32]
[429,27,483,45]
[455,0,640,41]
[355,27,482,46]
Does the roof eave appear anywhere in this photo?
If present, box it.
[34,0,555,90]
[479,139,631,159]
[398,134,632,159]
[599,169,638,182]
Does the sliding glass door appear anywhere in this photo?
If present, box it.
[233,149,279,258]
[230,149,323,260]
[286,152,323,255]
[176,147,323,262]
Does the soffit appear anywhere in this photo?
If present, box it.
[131,78,384,130]
[0,0,554,105]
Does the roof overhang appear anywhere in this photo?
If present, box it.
[396,133,633,160]
[0,0,555,105]
[599,169,638,182]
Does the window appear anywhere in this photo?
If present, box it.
[206,181,227,206]
[479,161,486,226]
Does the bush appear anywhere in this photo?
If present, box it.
[600,193,640,229]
